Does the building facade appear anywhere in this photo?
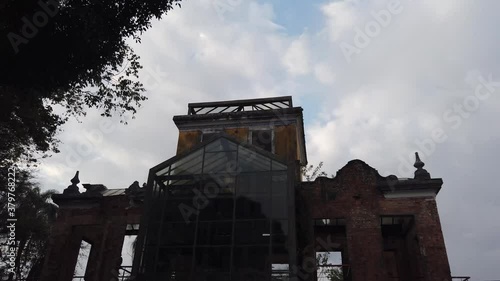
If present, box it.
[41,97,453,281]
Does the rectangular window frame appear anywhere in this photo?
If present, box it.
[250,129,274,153]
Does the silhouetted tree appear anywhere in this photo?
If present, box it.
[0,0,182,167]
[0,168,58,280]
[326,267,344,281]
[301,161,331,181]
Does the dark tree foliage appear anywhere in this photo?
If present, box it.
[326,267,344,281]
[0,0,181,166]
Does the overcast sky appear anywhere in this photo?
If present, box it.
[38,0,500,279]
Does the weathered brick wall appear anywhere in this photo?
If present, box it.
[297,160,452,281]
[41,195,142,281]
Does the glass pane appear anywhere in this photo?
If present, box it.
[168,178,198,186]
[163,199,198,222]
[203,152,237,173]
[272,196,288,219]
[149,198,165,222]
[162,222,196,246]
[199,176,235,195]
[272,172,287,196]
[168,148,204,176]
[205,138,237,152]
[233,246,269,271]
[142,246,157,273]
[152,182,161,197]
[211,176,236,194]
[202,132,220,143]
[232,270,269,281]
[157,247,193,273]
[146,223,160,246]
[272,244,288,257]
[195,246,231,272]
[237,173,270,195]
[234,220,270,245]
[199,198,234,221]
[272,244,289,266]
[236,195,271,219]
[197,221,233,245]
[272,160,287,171]
[167,185,197,198]
[271,220,288,244]
[195,272,231,281]
[238,146,271,172]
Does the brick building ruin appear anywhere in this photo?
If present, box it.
[41,96,456,281]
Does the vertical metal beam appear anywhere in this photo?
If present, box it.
[132,170,155,277]
[288,160,298,281]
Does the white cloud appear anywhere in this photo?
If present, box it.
[421,0,460,21]
[282,34,311,76]
[314,63,336,85]
[321,0,359,41]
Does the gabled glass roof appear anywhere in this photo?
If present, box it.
[151,136,287,186]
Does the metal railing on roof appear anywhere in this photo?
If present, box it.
[187,96,293,115]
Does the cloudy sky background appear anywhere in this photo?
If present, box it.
[38,0,500,279]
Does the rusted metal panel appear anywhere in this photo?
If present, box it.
[274,124,298,163]
[176,130,201,155]
[223,127,249,143]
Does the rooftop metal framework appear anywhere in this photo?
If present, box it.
[187,96,293,115]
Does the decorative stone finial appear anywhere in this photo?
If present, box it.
[71,171,80,184]
[63,171,81,195]
[413,152,430,180]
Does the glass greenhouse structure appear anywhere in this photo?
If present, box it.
[135,136,296,281]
